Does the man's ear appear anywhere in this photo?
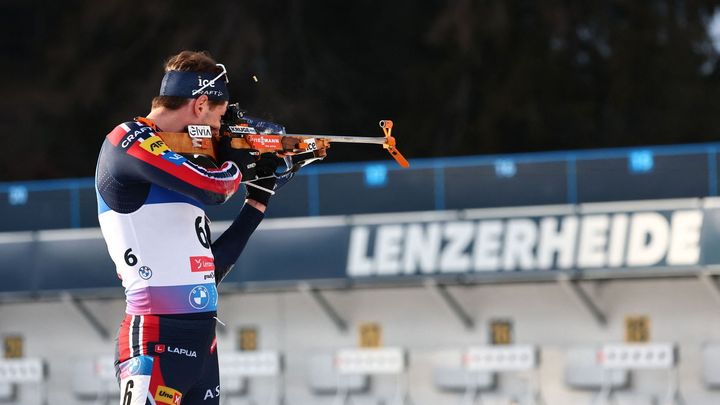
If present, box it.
[193,95,210,116]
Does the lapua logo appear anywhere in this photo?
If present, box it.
[167,346,197,357]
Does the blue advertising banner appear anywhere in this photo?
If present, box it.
[229,199,709,285]
[0,198,717,295]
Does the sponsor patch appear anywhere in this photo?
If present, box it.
[140,136,169,155]
[138,266,152,280]
[188,286,210,310]
[188,125,212,138]
[227,125,257,135]
[244,134,282,149]
[162,152,187,166]
[120,124,153,149]
[190,256,215,272]
[155,344,166,353]
[119,355,153,379]
[155,385,182,405]
[167,346,197,357]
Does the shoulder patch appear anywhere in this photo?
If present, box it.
[140,136,170,155]
[119,122,155,150]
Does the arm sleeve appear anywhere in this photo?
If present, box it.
[106,121,241,205]
[211,203,265,284]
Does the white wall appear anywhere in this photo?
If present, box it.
[2,277,720,404]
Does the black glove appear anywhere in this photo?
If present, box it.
[245,153,283,206]
[217,136,258,181]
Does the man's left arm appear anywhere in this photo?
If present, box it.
[211,153,292,284]
[211,201,265,284]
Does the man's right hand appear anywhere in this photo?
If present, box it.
[217,136,258,181]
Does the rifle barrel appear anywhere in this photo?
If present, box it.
[284,134,388,145]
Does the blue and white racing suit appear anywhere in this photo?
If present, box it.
[96,117,263,404]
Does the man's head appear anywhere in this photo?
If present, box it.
[151,51,229,129]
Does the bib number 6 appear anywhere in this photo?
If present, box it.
[124,248,138,267]
[195,216,211,249]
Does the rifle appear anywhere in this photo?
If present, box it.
[156,104,409,174]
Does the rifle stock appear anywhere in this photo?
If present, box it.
[156,120,409,168]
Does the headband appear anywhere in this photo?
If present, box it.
[159,64,229,101]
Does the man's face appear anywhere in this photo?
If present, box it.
[199,101,229,130]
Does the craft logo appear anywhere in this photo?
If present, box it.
[140,136,169,155]
[190,256,215,272]
[121,126,153,148]
[138,266,152,280]
[188,125,212,138]
[200,90,224,98]
[189,286,210,310]
[155,344,166,353]
[154,385,182,404]
[121,133,137,148]
[347,210,704,276]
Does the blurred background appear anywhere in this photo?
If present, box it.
[5,0,720,179]
[5,1,720,404]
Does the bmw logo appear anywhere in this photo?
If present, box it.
[126,357,141,375]
[189,286,210,309]
[138,266,152,280]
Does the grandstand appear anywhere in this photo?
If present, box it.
[2,142,720,404]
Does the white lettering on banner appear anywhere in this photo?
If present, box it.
[473,220,503,271]
[347,227,373,276]
[577,215,609,268]
[346,210,704,276]
[502,219,537,270]
[667,210,703,265]
[376,225,404,274]
[626,212,669,267]
[536,216,578,269]
[440,222,474,272]
[608,214,629,267]
[403,223,441,274]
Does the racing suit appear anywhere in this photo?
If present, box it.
[96,117,261,404]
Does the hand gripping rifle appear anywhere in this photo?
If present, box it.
[155,103,410,176]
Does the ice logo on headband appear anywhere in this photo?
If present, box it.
[159,63,230,101]
[192,63,228,97]
[198,78,216,88]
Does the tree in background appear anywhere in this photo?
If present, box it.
[2,0,720,180]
